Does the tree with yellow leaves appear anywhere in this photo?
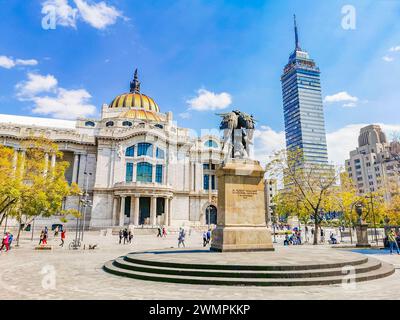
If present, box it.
[267,148,339,245]
[0,137,80,245]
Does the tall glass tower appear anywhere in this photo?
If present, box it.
[281,15,329,165]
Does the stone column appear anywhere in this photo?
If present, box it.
[119,196,126,227]
[133,196,140,226]
[130,196,135,224]
[12,149,18,173]
[72,153,79,184]
[51,153,56,168]
[167,198,173,226]
[19,150,25,177]
[150,196,157,226]
[164,197,169,226]
[112,197,118,226]
[44,153,49,176]
[132,163,137,182]
[151,164,156,183]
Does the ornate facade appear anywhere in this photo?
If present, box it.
[0,71,225,229]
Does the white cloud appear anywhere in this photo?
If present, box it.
[187,89,232,111]
[74,0,124,30]
[15,59,39,66]
[41,0,124,30]
[0,56,16,69]
[32,88,96,119]
[383,55,394,62]
[253,126,285,166]
[324,91,359,104]
[16,73,58,98]
[15,73,96,119]
[0,56,38,69]
[42,0,78,28]
[389,46,400,52]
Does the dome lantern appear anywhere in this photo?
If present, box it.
[109,69,160,113]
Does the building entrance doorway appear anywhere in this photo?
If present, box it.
[205,205,217,225]
[139,197,150,225]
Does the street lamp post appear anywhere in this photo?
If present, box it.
[355,202,370,247]
[271,204,277,243]
[81,172,92,241]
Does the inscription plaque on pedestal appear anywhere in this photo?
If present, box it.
[210,159,274,252]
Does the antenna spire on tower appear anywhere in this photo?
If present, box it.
[294,14,300,50]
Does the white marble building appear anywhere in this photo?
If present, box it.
[0,71,225,229]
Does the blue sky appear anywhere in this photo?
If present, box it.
[0,0,399,164]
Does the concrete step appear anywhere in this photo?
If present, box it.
[112,257,382,279]
[124,253,368,271]
[103,259,395,286]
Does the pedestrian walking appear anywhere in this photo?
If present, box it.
[206,229,211,244]
[54,226,59,237]
[178,228,186,248]
[157,226,162,238]
[42,232,48,245]
[39,231,45,245]
[119,229,123,244]
[162,226,167,237]
[7,233,13,250]
[203,231,207,247]
[320,228,325,243]
[60,229,66,247]
[44,226,48,237]
[123,228,128,244]
[128,230,133,243]
[387,229,400,255]
[0,233,10,252]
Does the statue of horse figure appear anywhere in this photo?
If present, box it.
[237,112,255,154]
[218,110,256,159]
[218,111,239,152]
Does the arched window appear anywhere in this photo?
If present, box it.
[126,163,133,182]
[122,121,133,127]
[155,124,164,129]
[156,148,165,159]
[85,121,95,127]
[106,121,114,127]
[125,146,135,157]
[137,143,153,157]
[137,162,153,183]
[205,140,218,148]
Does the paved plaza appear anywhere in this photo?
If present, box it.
[0,230,399,300]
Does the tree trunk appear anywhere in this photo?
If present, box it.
[313,221,319,245]
[16,218,22,247]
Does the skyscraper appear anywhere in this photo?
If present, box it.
[281,15,329,165]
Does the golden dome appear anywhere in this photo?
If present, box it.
[110,92,159,112]
[120,109,163,122]
[109,69,160,113]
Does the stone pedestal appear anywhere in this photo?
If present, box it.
[211,159,274,252]
[356,224,371,247]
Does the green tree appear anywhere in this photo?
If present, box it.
[267,148,339,245]
[0,137,80,245]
